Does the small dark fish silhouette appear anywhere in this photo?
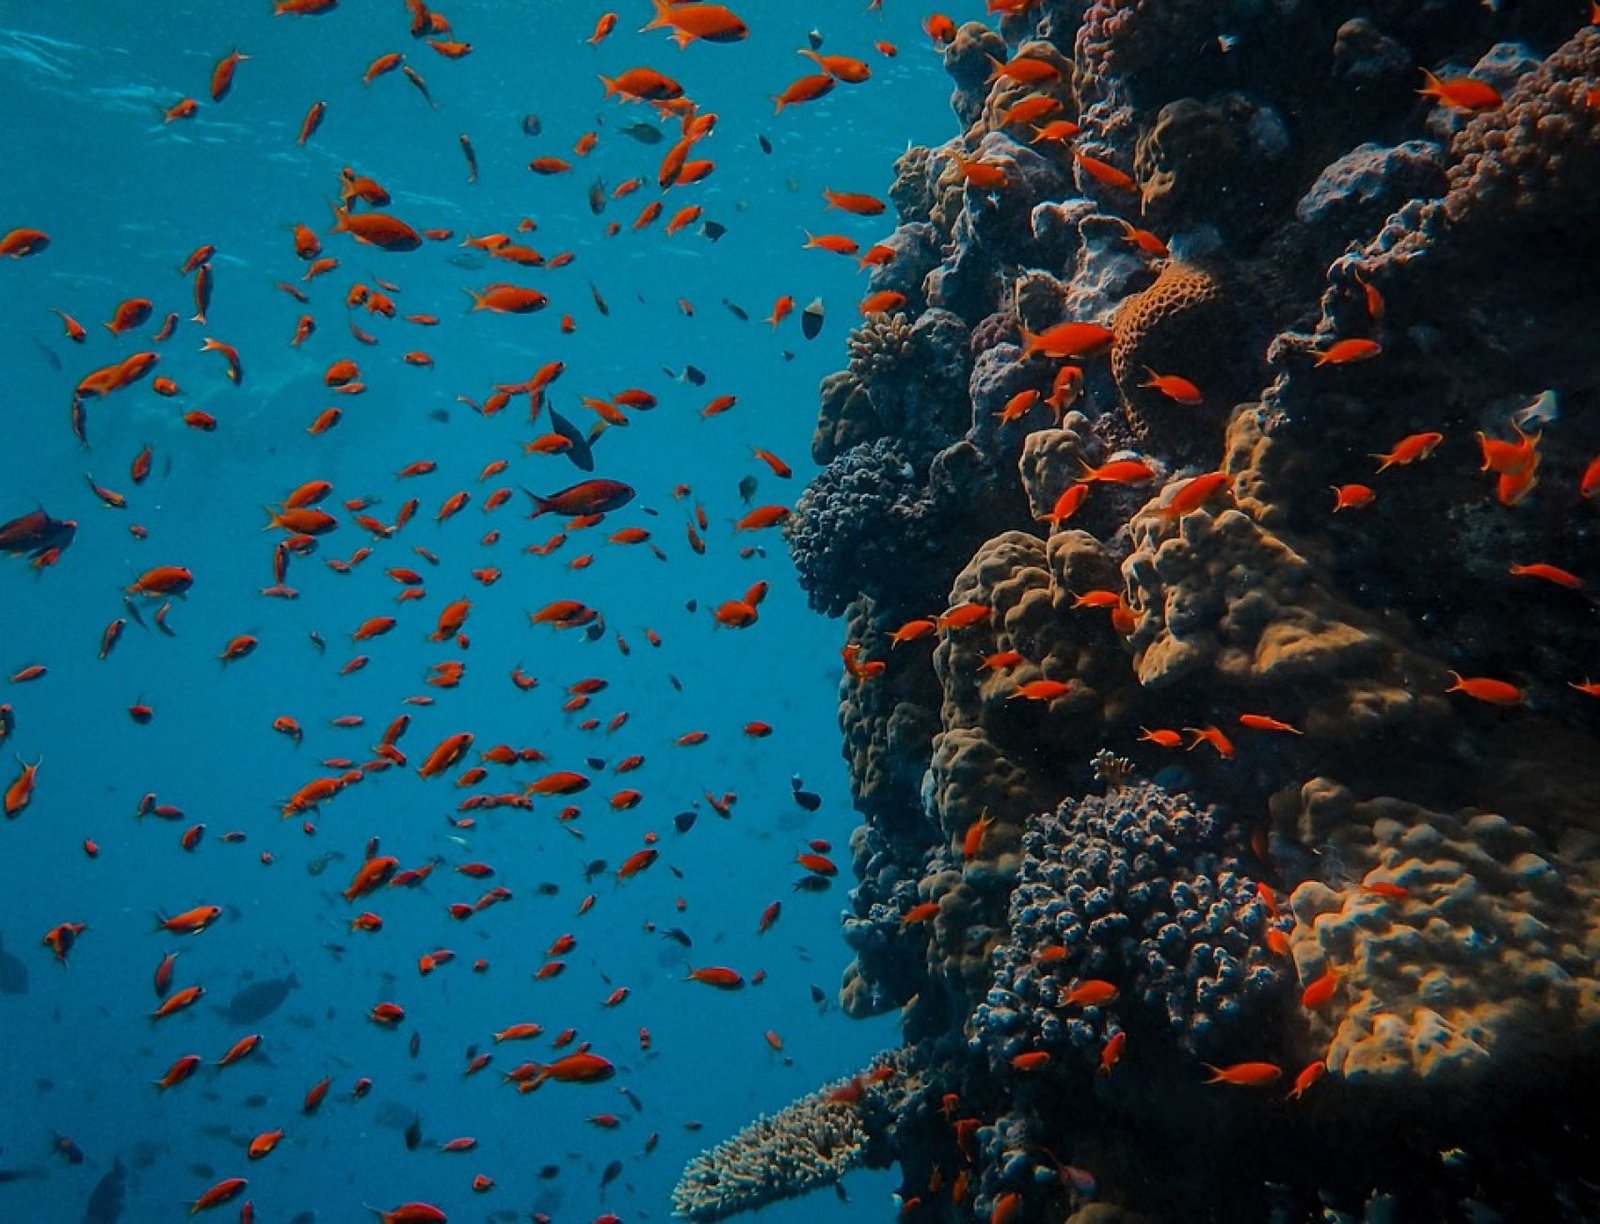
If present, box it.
[660,927,692,948]
[619,121,661,144]
[0,932,29,995]
[702,220,726,242]
[600,1158,624,1192]
[222,973,298,1025]
[81,1157,127,1224]
[404,1116,422,1150]
[801,297,825,340]
[722,299,748,321]
[459,133,479,183]
[521,113,542,136]
[673,811,697,834]
[587,178,607,215]
[792,790,822,813]
[546,405,595,472]
[738,475,757,505]
[758,134,772,154]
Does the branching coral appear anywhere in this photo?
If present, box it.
[976,781,1283,1060]
[671,1065,901,1220]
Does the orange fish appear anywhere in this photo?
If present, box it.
[1061,979,1118,1007]
[773,73,836,114]
[1139,367,1202,405]
[1445,671,1523,706]
[210,49,249,101]
[1508,562,1581,590]
[1417,69,1501,111]
[641,0,748,47]
[1314,337,1381,366]
[1331,483,1375,512]
[1202,1061,1282,1086]
[1371,431,1443,472]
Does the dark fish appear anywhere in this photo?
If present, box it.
[584,620,605,642]
[584,859,607,881]
[722,299,748,321]
[585,757,607,770]
[459,133,479,184]
[544,404,595,473]
[683,364,706,386]
[535,881,560,896]
[621,1087,643,1112]
[523,479,633,518]
[619,121,661,144]
[33,337,61,372]
[810,984,827,1004]
[738,475,757,505]
[223,973,297,1025]
[409,1031,420,1059]
[673,811,697,834]
[241,1093,268,1108]
[402,65,435,109]
[702,220,726,242]
[600,1159,624,1191]
[0,933,29,995]
[835,1182,850,1203]
[288,1214,317,1224]
[808,29,823,49]
[684,599,698,613]
[669,674,682,692]
[0,509,77,559]
[522,113,542,136]
[801,297,824,340]
[758,134,772,154]
[660,927,692,948]
[0,1168,42,1184]
[538,1164,561,1179]
[793,790,822,813]
[51,1133,84,1164]
[589,282,610,316]
[587,179,607,215]
[794,875,831,892]
[404,1116,422,1150]
[81,1157,126,1224]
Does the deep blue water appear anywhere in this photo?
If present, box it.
[0,3,983,1220]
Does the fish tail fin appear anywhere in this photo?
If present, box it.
[326,197,349,234]
[261,505,284,532]
[597,73,618,97]
[1200,1062,1223,1084]
[640,0,671,32]
[462,287,485,312]
[520,486,552,517]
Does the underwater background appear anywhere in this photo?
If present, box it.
[5,2,1600,1223]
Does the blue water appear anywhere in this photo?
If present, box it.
[0,3,982,1219]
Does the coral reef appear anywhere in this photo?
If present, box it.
[977,782,1284,1062]
[716,7,1600,1224]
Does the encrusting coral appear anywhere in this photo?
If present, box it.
[1274,778,1600,1084]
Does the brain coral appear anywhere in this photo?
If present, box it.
[975,780,1283,1060]
[1109,261,1238,456]
[1274,778,1600,1084]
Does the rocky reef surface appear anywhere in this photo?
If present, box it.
[679,4,1600,1221]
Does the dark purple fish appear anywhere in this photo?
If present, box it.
[0,509,77,559]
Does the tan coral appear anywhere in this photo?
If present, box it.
[671,1061,904,1220]
[1121,501,1447,742]
[1109,261,1236,455]
[1274,778,1600,1084]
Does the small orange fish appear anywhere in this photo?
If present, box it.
[1417,69,1502,111]
[1331,483,1375,512]
[1202,1061,1282,1086]
[1371,431,1443,472]
[1314,337,1381,366]
[1445,671,1523,706]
